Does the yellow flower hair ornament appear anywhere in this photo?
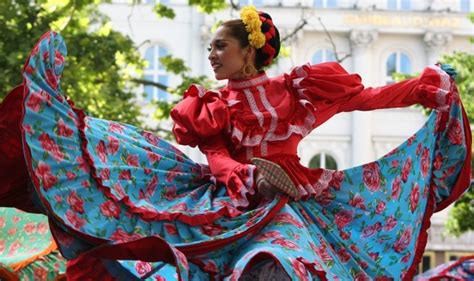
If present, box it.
[240,6,266,49]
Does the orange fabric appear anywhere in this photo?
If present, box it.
[10,240,57,272]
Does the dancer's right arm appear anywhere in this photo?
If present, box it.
[171,85,257,208]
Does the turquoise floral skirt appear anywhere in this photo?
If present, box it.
[0,31,471,280]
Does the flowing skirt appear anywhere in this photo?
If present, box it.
[0,31,471,280]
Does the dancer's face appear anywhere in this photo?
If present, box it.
[208,26,252,80]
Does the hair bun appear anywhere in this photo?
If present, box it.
[256,12,280,67]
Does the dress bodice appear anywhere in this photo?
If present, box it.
[219,72,312,163]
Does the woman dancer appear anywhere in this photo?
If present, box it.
[0,6,471,280]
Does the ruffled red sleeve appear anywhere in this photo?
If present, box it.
[287,62,364,127]
[287,63,453,125]
[288,62,364,104]
[339,65,452,112]
[171,85,257,209]
[170,84,229,147]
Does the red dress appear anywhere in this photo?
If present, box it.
[171,62,452,208]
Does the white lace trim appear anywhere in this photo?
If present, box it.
[258,85,278,157]
[246,164,256,189]
[293,64,309,81]
[227,99,241,107]
[242,133,263,146]
[192,84,221,99]
[432,65,451,92]
[232,127,243,143]
[243,89,264,127]
[307,170,334,198]
[228,73,269,90]
[192,84,206,98]
[232,165,257,208]
[246,146,253,160]
[436,89,450,112]
[429,65,452,111]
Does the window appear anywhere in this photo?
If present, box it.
[142,0,170,4]
[387,0,410,10]
[417,251,435,274]
[312,49,336,64]
[239,0,264,7]
[385,51,412,84]
[309,153,338,169]
[461,0,473,12]
[144,45,170,101]
[314,0,338,8]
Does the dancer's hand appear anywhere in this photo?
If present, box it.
[255,171,279,200]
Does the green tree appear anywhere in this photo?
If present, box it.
[0,0,228,127]
[0,0,146,125]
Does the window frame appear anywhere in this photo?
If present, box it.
[239,0,264,7]
[312,49,337,64]
[384,51,412,84]
[387,0,411,11]
[313,0,338,8]
[143,44,171,101]
[308,151,338,170]
[418,251,436,274]
[460,0,473,12]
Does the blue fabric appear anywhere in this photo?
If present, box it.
[440,63,457,79]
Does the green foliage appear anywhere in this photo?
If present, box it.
[441,52,474,123]
[151,57,215,123]
[188,0,227,14]
[153,3,176,19]
[446,183,474,236]
[0,0,145,126]
[159,55,190,75]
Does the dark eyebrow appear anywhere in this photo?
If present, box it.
[211,39,229,44]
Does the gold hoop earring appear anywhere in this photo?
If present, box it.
[242,64,257,78]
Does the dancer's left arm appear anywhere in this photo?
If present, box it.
[338,64,452,112]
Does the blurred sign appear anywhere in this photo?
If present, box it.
[344,14,461,28]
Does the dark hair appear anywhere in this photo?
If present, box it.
[221,12,280,70]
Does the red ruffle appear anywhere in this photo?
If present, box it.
[225,164,257,209]
[171,84,229,148]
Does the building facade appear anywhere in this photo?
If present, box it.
[103,0,474,273]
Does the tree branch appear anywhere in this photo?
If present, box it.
[126,0,137,37]
[130,78,168,91]
[281,19,308,43]
[317,17,351,63]
[229,0,239,10]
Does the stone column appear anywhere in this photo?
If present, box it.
[349,29,378,167]
[423,31,452,65]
